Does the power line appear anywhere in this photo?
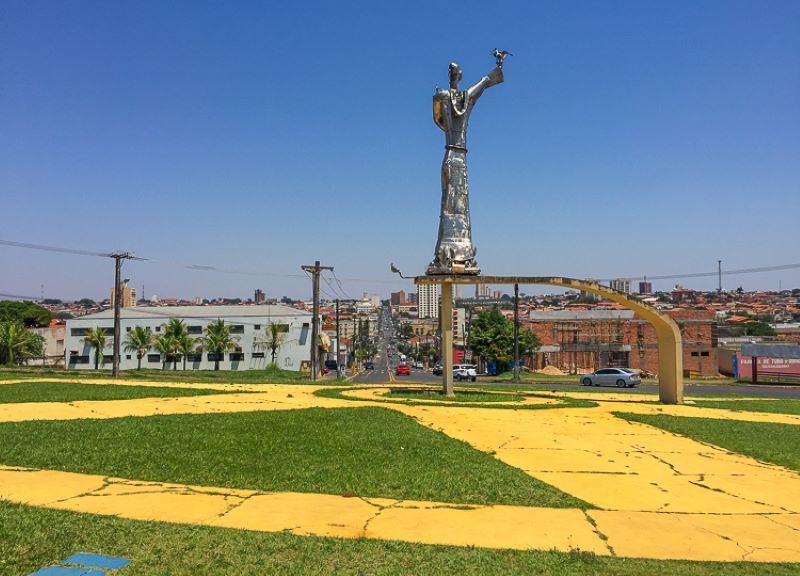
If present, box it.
[600,262,800,283]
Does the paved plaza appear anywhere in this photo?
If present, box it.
[1,379,800,563]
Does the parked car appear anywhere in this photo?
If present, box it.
[581,368,640,388]
[324,360,339,372]
[396,363,411,376]
[432,364,443,376]
[453,364,477,382]
[365,361,374,370]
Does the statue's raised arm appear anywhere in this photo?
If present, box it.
[466,66,504,107]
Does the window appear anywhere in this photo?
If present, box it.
[68,355,90,364]
[155,326,161,332]
[254,325,261,331]
[276,324,290,333]
[691,352,699,357]
[700,351,709,357]
[70,328,89,337]
[207,353,223,362]
[103,354,114,363]
[147,354,161,363]
[126,355,132,360]
[230,325,245,334]
[299,323,309,345]
[126,327,132,332]
[230,352,245,361]
[188,326,203,335]
[186,354,202,362]
[252,352,265,359]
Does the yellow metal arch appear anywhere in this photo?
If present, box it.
[415,276,684,404]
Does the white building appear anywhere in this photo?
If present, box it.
[65,305,313,371]
[609,278,632,294]
[417,284,440,319]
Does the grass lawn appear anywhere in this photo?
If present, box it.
[315,386,597,410]
[691,398,800,416]
[615,412,800,473]
[2,501,797,576]
[0,381,242,404]
[0,407,587,508]
[0,365,342,385]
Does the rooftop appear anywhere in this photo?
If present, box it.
[72,304,311,321]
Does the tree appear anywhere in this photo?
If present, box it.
[164,318,188,339]
[124,326,153,370]
[0,301,52,328]
[0,321,44,365]
[203,319,238,371]
[175,333,201,370]
[519,329,541,369]
[83,327,107,370]
[153,334,179,370]
[256,322,287,365]
[468,309,514,368]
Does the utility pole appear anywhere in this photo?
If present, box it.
[335,299,341,377]
[110,252,134,377]
[513,283,520,383]
[300,261,333,381]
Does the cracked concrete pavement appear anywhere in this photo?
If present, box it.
[1,379,800,562]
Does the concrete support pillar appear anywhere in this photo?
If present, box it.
[656,324,684,404]
[441,282,454,397]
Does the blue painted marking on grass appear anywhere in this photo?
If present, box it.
[62,553,131,570]
[28,567,105,576]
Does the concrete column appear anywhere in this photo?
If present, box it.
[656,324,684,404]
[441,282,454,397]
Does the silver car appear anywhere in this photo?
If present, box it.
[581,368,640,388]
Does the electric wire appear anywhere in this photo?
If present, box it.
[2,238,799,287]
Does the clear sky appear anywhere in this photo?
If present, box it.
[2,1,798,301]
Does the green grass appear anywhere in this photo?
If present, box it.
[386,388,524,403]
[0,365,343,385]
[0,381,241,404]
[2,501,797,576]
[692,398,800,416]
[315,386,598,410]
[615,412,800,472]
[0,407,587,509]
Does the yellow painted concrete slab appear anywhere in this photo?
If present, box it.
[589,510,800,562]
[2,464,800,562]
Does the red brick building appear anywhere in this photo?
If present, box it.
[523,308,718,376]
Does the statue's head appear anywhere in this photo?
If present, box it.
[448,63,462,89]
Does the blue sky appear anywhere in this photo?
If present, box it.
[2,1,798,300]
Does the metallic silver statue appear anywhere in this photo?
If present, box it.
[427,53,507,275]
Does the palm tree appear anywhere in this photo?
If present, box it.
[153,333,178,370]
[83,327,107,370]
[203,319,238,371]
[164,318,188,339]
[256,322,286,365]
[0,321,44,365]
[124,326,153,370]
[175,333,201,371]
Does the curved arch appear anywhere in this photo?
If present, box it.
[416,276,684,404]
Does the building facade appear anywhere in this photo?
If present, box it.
[524,308,718,375]
[109,286,137,308]
[65,305,313,371]
[417,284,440,319]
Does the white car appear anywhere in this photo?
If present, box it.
[453,364,478,382]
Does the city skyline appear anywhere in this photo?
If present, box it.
[2,1,798,300]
